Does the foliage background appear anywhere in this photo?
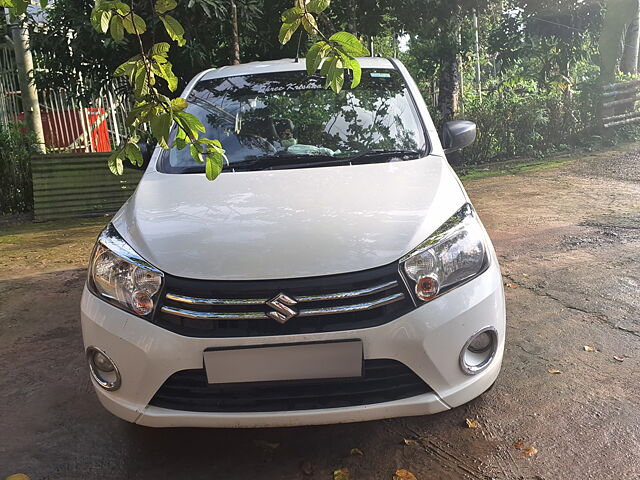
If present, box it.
[0,123,37,215]
[4,0,640,214]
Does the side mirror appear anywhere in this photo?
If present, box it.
[125,142,153,170]
[442,120,476,154]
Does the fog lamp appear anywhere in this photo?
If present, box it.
[460,327,498,375]
[87,346,121,391]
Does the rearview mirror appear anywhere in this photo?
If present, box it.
[442,121,476,154]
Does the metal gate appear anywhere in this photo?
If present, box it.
[0,41,133,153]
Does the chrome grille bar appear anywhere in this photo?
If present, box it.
[164,280,400,306]
[295,280,398,302]
[160,307,269,320]
[298,292,405,316]
[160,292,405,321]
[165,293,266,306]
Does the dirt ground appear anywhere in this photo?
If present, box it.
[1,144,639,480]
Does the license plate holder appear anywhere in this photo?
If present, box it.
[203,340,363,384]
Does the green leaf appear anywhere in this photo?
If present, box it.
[319,55,333,76]
[113,2,130,14]
[122,12,147,34]
[301,13,317,35]
[155,0,177,14]
[109,15,124,42]
[329,32,369,57]
[281,7,303,23]
[200,138,223,149]
[40,0,48,9]
[171,97,188,111]
[189,143,203,162]
[325,56,344,93]
[278,19,301,45]
[126,102,152,127]
[306,41,326,74]
[124,142,143,167]
[205,152,223,180]
[133,66,148,97]
[160,14,186,47]
[114,55,141,77]
[175,111,205,140]
[306,0,329,13]
[107,151,124,175]
[150,42,171,57]
[90,9,102,32]
[343,56,361,88]
[150,112,173,148]
[99,10,113,34]
[157,60,178,91]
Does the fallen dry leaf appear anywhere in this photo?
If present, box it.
[513,439,526,450]
[583,345,595,352]
[547,368,562,374]
[393,469,418,480]
[350,448,364,456]
[5,475,31,480]
[614,355,625,362]
[522,273,530,277]
[522,446,539,457]
[465,418,480,429]
[333,468,350,480]
[403,438,420,447]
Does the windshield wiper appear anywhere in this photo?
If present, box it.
[345,149,422,164]
[221,149,422,172]
[225,153,344,171]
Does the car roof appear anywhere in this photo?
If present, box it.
[199,57,396,81]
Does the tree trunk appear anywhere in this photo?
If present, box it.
[438,54,460,121]
[622,6,640,74]
[10,20,46,154]
[230,0,240,65]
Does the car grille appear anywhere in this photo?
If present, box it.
[153,262,416,337]
[149,359,432,413]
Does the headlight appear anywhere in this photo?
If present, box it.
[87,224,163,317]
[400,203,488,303]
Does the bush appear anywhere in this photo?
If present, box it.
[457,81,600,165]
[0,123,38,215]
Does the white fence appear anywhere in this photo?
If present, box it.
[0,42,133,153]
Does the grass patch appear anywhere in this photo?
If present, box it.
[458,157,572,181]
[457,140,640,181]
[0,215,110,244]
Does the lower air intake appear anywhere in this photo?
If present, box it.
[149,359,432,413]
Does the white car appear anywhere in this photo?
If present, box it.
[81,57,505,428]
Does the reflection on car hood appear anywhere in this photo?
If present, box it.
[112,156,467,280]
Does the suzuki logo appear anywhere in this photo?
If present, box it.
[266,293,298,324]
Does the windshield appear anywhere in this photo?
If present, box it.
[159,68,428,173]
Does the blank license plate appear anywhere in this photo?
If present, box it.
[203,340,363,384]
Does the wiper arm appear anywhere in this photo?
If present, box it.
[223,150,422,172]
[225,153,343,171]
[346,149,422,164]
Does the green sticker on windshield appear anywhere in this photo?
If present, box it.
[370,72,391,78]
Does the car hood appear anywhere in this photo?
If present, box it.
[112,157,467,280]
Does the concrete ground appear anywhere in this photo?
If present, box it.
[1,144,639,480]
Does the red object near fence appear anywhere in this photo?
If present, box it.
[15,108,111,152]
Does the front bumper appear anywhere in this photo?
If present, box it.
[80,262,505,428]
